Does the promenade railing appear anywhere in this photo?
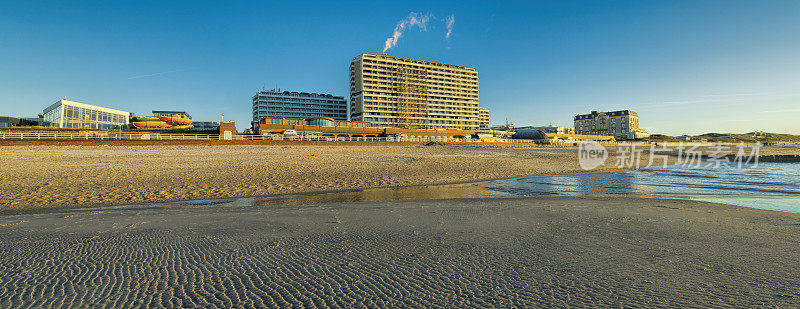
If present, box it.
[0,131,663,146]
[0,132,531,143]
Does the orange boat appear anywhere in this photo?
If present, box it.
[159,116,192,125]
[131,121,171,129]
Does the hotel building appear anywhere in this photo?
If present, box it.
[42,99,129,129]
[574,110,649,140]
[349,53,482,131]
[252,90,347,125]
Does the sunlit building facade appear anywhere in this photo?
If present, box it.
[574,110,649,140]
[42,99,129,129]
[349,53,481,130]
[478,107,490,129]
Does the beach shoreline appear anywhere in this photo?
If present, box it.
[3,143,797,212]
[0,144,656,212]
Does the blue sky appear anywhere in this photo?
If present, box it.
[1,0,798,135]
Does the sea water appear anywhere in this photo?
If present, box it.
[489,163,800,213]
[92,163,800,214]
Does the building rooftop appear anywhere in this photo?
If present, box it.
[255,90,345,100]
[44,99,129,115]
[574,110,637,120]
[358,53,476,71]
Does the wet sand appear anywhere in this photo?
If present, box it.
[0,145,641,211]
[1,196,799,307]
[3,144,796,212]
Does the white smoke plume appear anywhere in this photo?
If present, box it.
[382,12,433,53]
[445,14,455,39]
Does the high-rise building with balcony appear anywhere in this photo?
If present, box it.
[349,53,481,130]
[252,90,347,124]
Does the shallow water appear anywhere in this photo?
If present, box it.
[86,163,800,214]
[81,183,510,211]
[489,163,800,213]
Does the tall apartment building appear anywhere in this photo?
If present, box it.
[349,53,481,131]
[252,90,347,124]
[478,107,490,129]
[574,110,649,140]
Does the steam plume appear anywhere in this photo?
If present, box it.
[382,12,432,53]
[445,14,455,39]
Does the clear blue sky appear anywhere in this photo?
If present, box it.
[1,0,798,135]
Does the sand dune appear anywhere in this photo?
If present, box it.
[1,196,799,307]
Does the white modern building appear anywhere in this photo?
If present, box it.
[43,99,129,129]
[252,90,347,124]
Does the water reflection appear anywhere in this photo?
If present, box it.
[249,183,508,206]
[488,172,639,196]
[89,163,800,214]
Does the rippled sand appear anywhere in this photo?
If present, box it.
[1,196,798,307]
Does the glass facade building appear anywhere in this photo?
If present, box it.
[43,99,129,129]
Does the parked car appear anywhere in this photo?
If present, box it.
[283,130,298,136]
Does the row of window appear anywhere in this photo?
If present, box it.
[360,70,478,84]
[361,59,476,75]
[363,105,480,118]
[362,95,478,104]
[362,76,478,90]
[362,87,479,98]
[363,117,478,125]
[362,78,478,92]
[264,118,368,128]
[361,99,477,108]
[255,98,345,104]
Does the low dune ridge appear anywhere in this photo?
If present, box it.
[1,196,799,307]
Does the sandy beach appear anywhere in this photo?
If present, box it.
[3,143,796,211]
[2,143,799,306]
[1,196,799,307]
[0,144,650,211]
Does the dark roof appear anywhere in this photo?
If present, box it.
[512,129,545,140]
[256,90,345,100]
[574,110,637,120]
